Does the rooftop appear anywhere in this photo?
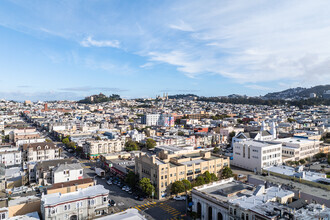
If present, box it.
[42,185,108,206]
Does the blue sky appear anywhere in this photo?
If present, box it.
[0,0,330,101]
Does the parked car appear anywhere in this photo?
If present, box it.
[109,200,116,207]
[107,180,112,185]
[128,190,133,194]
[173,195,186,201]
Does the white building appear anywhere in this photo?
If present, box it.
[141,114,161,126]
[0,145,21,166]
[83,138,125,159]
[41,185,109,220]
[192,178,294,220]
[127,129,145,142]
[141,114,174,127]
[53,163,83,184]
[271,137,320,161]
[22,142,60,162]
[232,140,282,172]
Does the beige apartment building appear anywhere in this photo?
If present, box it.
[135,150,230,199]
[22,142,60,162]
[83,138,125,159]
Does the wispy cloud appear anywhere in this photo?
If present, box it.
[80,36,120,48]
[169,20,194,32]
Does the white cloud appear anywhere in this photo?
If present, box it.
[80,36,120,48]
[140,0,330,86]
[169,20,194,32]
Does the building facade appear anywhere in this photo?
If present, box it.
[232,140,282,172]
[41,185,109,220]
[271,137,320,161]
[22,142,60,162]
[135,150,230,199]
[83,139,125,159]
[0,145,21,166]
[53,163,83,184]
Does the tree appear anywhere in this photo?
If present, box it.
[125,140,139,151]
[203,171,212,184]
[139,178,155,197]
[178,131,185,136]
[45,138,52,142]
[95,136,101,140]
[62,137,70,145]
[228,131,236,143]
[171,181,185,194]
[210,173,218,182]
[195,176,205,186]
[67,141,76,149]
[299,159,305,164]
[145,138,156,149]
[213,147,220,154]
[221,167,234,179]
[125,171,138,187]
[182,179,192,191]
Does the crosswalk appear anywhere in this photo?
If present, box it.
[122,201,182,220]
[158,203,182,219]
[132,201,157,211]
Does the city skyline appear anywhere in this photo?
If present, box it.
[1,0,330,101]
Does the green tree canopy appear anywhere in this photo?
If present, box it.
[210,173,218,182]
[203,171,212,184]
[62,137,70,145]
[182,179,192,191]
[171,181,185,194]
[221,166,234,179]
[139,178,155,197]
[145,138,156,149]
[125,140,140,151]
[125,171,138,187]
[195,176,205,186]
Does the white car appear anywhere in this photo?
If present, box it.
[173,195,186,201]
[107,180,112,185]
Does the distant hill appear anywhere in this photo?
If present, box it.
[168,94,198,99]
[78,93,121,104]
[264,85,330,100]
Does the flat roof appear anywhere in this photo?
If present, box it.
[249,174,329,201]
[195,179,255,202]
[263,166,327,183]
[239,140,280,148]
[42,185,108,206]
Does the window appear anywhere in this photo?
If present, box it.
[64,205,67,210]
[80,170,83,175]
[103,197,107,202]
